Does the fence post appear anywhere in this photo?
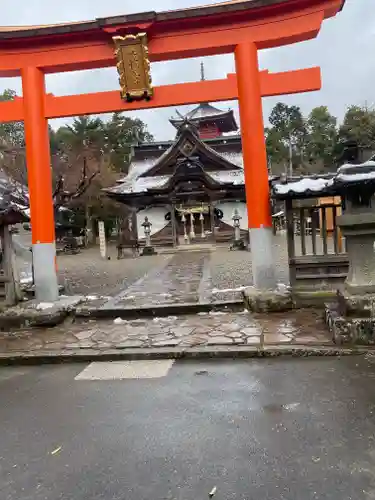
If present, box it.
[285,199,296,288]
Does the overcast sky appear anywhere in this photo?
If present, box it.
[0,0,372,140]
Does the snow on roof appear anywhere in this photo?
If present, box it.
[336,161,375,183]
[109,175,171,194]
[112,132,244,194]
[273,177,334,196]
[273,162,375,199]
[217,151,244,169]
[116,158,158,183]
[210,170,245,185]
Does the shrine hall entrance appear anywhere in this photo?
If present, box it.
[175,206,213,244]
[172,204,247,246]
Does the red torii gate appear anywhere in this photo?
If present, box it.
[0,0,345,301]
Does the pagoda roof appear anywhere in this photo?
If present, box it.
[170,103,238,133]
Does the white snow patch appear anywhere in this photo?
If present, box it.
[209,311,228,316]
[336,170,375,183]
[274,177,333,195]
[211,286,246,294]
[36,302,55,310]
[283,403,300,411]
[86,295,99,301]
[276,283,290,293]
[113,317,128,325]
[20,275,33,285]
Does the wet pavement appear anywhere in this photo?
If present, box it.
[0,309,331,355]
[2,357,375,500]
[103,251,212,309]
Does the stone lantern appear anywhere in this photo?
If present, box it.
[230,208,246,250]
[141,216,157,256]
[336,162,375,295]
[326,160,375,343]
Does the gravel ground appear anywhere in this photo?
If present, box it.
[209,234,290,293]
[57,245,171,297]
[55,236,291,298]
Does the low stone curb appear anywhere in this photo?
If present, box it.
[0,300,245,331]
[0,344,373,366]
[76,300,244,320]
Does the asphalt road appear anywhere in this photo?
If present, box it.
[1,357,375,500]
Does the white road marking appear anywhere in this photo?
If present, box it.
[75,360,175,381]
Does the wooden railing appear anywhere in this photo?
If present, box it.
[285,197,348,290]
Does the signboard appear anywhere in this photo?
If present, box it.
[113,33,153,102]
[98,221,106,259]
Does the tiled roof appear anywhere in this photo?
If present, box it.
[210,170,245,185]
[273,176,335,197]
[272,161,375,199]
[0,1,314,39]
[108,175,171,195]
[183,103,231,121]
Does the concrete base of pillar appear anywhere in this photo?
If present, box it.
[244,287,293,313]
[32,242,59,302]
[249,227,276,290]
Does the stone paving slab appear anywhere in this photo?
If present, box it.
[0,310,334,361]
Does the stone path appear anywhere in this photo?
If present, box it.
[0,310,332,356]
[103,250,213,309]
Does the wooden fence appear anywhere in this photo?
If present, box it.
[285,197,349,290]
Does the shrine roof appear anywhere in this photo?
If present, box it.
[170,103,238,133]
[106,169,245,196]
[115,149,244,185]
[106,121,246,196]
[0,0,345,40]
[272,175,336,199]
[272,160,375,199]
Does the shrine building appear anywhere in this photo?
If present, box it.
[105,92,250,246]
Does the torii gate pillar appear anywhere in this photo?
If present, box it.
[235,42,275,289]
[22,67,59,301]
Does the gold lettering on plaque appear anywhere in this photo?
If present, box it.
[113,33,153,102]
